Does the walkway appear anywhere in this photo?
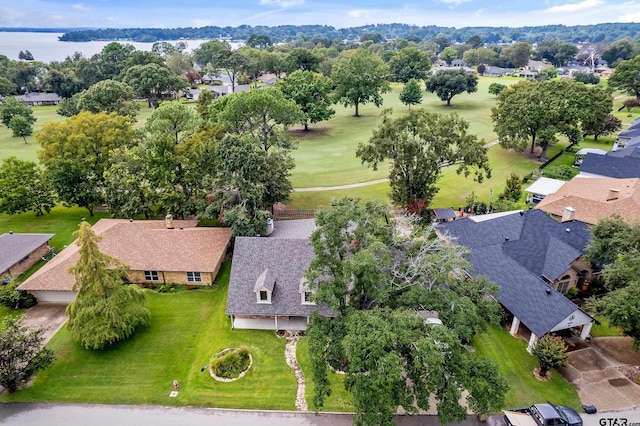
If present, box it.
[292,140,501,193]
[284,332,307,411]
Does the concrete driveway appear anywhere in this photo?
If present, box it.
[558,337,640,411]
[19,303,68,344]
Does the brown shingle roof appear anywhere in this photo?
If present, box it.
[18,219,231,291]
[536,177,640,225]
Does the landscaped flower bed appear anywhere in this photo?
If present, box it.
[209,347,252,382]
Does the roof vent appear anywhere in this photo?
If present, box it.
[545,288,552,295]
[504,236,509,241]
[561,206,576,222]
[165,214,174,229]
[519,211,524,216]
[129,218,133,222]
[9,230,13,234]
[607,188,620,201]
[566,228,570,233]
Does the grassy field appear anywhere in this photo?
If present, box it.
[473,324,582,411]
[590,315,623,338]
[0,262,301,409]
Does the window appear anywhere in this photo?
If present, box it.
[187,272,202,283]
[259,290,268,301]
[144,271,159,281]
[302,290,315,304]
[556,274,572,294]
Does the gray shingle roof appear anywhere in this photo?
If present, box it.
[437,210,591,337]
[0,233,54,274]
[226,237,333,317]
[269,219,316,239]
[433,208,456,220]
[580,153,640,178]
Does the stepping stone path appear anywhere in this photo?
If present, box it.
[284,331,307,411]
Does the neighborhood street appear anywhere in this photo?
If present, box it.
[1,403,639,426]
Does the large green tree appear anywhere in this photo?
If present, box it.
[425,70,478,106]
[586,218,640,350]
[8,114,33,143]
[277,70,335,131]
[332,48,390,117]
[0,97,36,128]
[0,157,55,215]
[38,111,135,215]
[532,335,568,377]
[66,221,150,350]
[388,47,432,83]
[212,88,302,153]
[123,63,188,108]
[306,199,508,425]
[0,318,54,393]
[609,55,640,98]
[77,79,139,118]
[357,110,490,207]
[145,101,201,145]
[492,79,589,160]
[194,40,247,93]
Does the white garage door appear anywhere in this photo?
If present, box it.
[33,290,76,303]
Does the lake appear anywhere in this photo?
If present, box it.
[0,32,241,63]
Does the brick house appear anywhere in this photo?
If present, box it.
[0,233,54,281]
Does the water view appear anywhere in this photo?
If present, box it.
[0,32,237,63]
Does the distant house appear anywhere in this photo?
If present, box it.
[432,207,457,223]
[482,66,513,77]
[524,60,550,72]
[537,177,640,225]
[613,118,640,151]
[524,177,567,204]
[226,219,333,331]
[433,65,476,74]
[258,73,285,86]
[14,92,61,106]
[517,69,538,79]
[437,209,596,352]
[0,233,54,282]
[18,219,232,303]
[205,84,251,99]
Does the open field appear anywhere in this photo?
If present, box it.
[0,263,301,410]
[473,324,582,411]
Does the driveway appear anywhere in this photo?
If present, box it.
[558,337,640,411]
[19,303,68,344]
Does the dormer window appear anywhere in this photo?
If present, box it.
[254,268,275,304]
[299,277,316,305]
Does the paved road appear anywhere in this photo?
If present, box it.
[0,403,485,426]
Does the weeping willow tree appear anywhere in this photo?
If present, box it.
[66,221,150,350]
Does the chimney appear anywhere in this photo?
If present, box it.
[561,206,576,222]
[607,188,620,201]
[165,214,174,229]
[266,218,274,236]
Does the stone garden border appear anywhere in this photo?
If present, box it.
[209,347,253,383]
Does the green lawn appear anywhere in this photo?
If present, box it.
[0,206,109,260]
[296,337,354,412]
[590,315,623,338]
[473,324,581,411]
[0,306,26,329]
[1,262,300,409]
[290,76,521,189]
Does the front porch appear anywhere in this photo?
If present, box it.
[231,315,309,331]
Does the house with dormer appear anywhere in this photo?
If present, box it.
[225,219,334,330]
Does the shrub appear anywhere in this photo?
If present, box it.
[543,165,576,180]
[158,283,175,293]
[566,287,580,300]
[210,348,251,379]
[0,281,37,309]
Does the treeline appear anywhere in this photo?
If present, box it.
[59,22,640,44]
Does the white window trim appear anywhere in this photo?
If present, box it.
[144,270,159,282]
[187,272,202,283]
[256,288,272,304]
[301,290,316,305]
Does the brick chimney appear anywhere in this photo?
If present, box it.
[561,206,576,222]
[607,188,620,201]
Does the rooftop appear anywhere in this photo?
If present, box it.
[0,233,54,274]
[18,220,231,291]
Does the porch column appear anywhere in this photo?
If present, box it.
[580,322,593,340]
[527,333,539,354]
[230,314,235,329]
[275,316,278,330]
[510,317,521,336]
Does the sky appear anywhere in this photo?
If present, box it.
[1,0,640,29]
